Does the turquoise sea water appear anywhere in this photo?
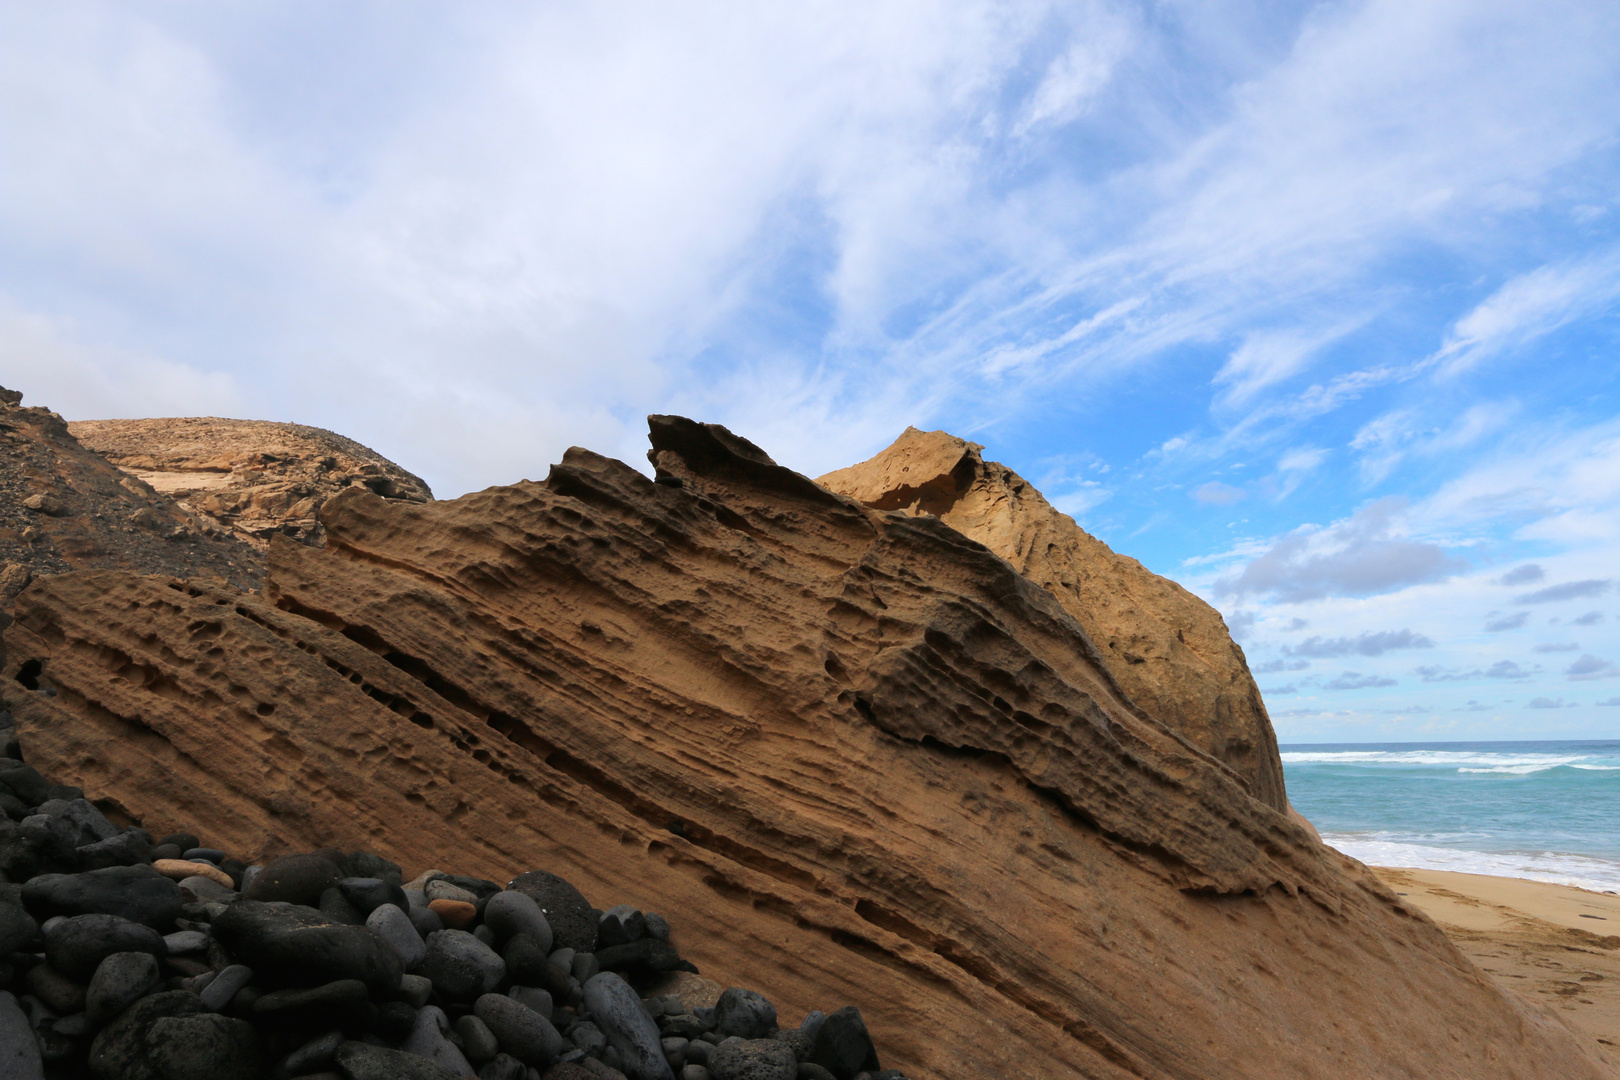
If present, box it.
[1280,740,1620,892]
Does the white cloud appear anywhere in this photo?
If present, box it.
[1566,654,1619,681]
[1012,10,1133,138]
[1192,480,1245,506]
[0,305,245,420]
[1433,249,1620,377]
[1213,321,1366,406]
[1216,497,1466,602]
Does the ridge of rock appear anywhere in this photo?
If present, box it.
[68,415,433,549]
[818,427,1287,811]
[0,386,262,609]
[3,415,1610,1079]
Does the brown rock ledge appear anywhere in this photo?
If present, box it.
[819,427,1286,811]
[68,415,432,549]
[4,416,1611,1079]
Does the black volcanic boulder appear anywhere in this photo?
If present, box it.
[45,914,166,980]
[88,990,208,1080]
[242,852,343,905]
[507,870,597,952]
[0,894,41,954]
[809,1006,880,1079]
[22,865,183,928]
[212,901,403,993]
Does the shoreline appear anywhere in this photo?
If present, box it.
[1371,865,1620,1069]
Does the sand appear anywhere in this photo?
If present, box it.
[1374,866,1620,1069]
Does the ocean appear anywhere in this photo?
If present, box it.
[1280,740,1620,893]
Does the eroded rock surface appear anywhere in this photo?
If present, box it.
[819,427,1287,810]
[0,387,261,598]
[69,416,432,549]
[3,417,1610,1079]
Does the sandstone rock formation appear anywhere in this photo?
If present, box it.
[3,417,1610,1079]
[819,427,1287,812]
[69,416,432,549]
[0,387,261,600]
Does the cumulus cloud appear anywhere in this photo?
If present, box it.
[1514,579,1613,604]
[1484,611,1531,632]
[1324,672,1397,690]
[1566,654,1619,680]
[1215,498,1466,602]
[1416,661,1535,682]
[1597,697,1620,707]
[1527,697,1575,708]
[1255,659,1311,673]
[1261,684,1299,696]
[1532,642,1580,653]
[1288,630,1433,658]
[1573,611,1606,625]
[1496,563,1545,586]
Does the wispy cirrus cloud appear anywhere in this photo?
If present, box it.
[1433,249,1620,378]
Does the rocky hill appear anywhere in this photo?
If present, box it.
[0,388,262,610]
[5,416,1609,1079]
[819,428,1287,812]
[68,416,432,550]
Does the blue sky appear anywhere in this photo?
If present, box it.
[3,1,1618,741]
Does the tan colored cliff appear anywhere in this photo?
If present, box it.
[819,428,1287,811]
[69,416,432,549]
[4,417,1610,1079]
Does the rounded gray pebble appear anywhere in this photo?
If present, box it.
[86,951,162,1026]
[475,992,562,1067]
[457,1013,502,1062]
[583,972,674,1080]
[484,890,555,953]
[367,902,427,969]
[400,1005,475,1075]
[162,930,210,955]
[199,963,254,1011]
[419,929,505,1003]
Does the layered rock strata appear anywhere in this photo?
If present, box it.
[3,417,1611,1079]
[819,428,1286,811]
[69,416,432,549]
[0,388,261,599]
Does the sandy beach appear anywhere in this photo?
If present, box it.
[1373,866,1620,1069]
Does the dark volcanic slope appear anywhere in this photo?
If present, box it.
[4,416,1611,1079]
[0,387,262,602]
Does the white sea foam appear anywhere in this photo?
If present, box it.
[1281,749,1619,773]
[1324,835,1620,893]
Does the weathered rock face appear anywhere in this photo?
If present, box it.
[3,417,1609,1079]
[0,387,261,600]
[819,427,1288,811]
[69,416,432,549]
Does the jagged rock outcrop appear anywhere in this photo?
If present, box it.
[69,416,432,549]
[0,387,261,601]
[819,428,1287,811]
[3,417,1610,1079]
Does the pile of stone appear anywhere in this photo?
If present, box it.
[0,732,905,1080]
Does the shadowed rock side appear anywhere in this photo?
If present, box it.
[819,427,1287,812]
[69,415,433,549]
[0,387,262,603]
[3,416,1610,1079]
